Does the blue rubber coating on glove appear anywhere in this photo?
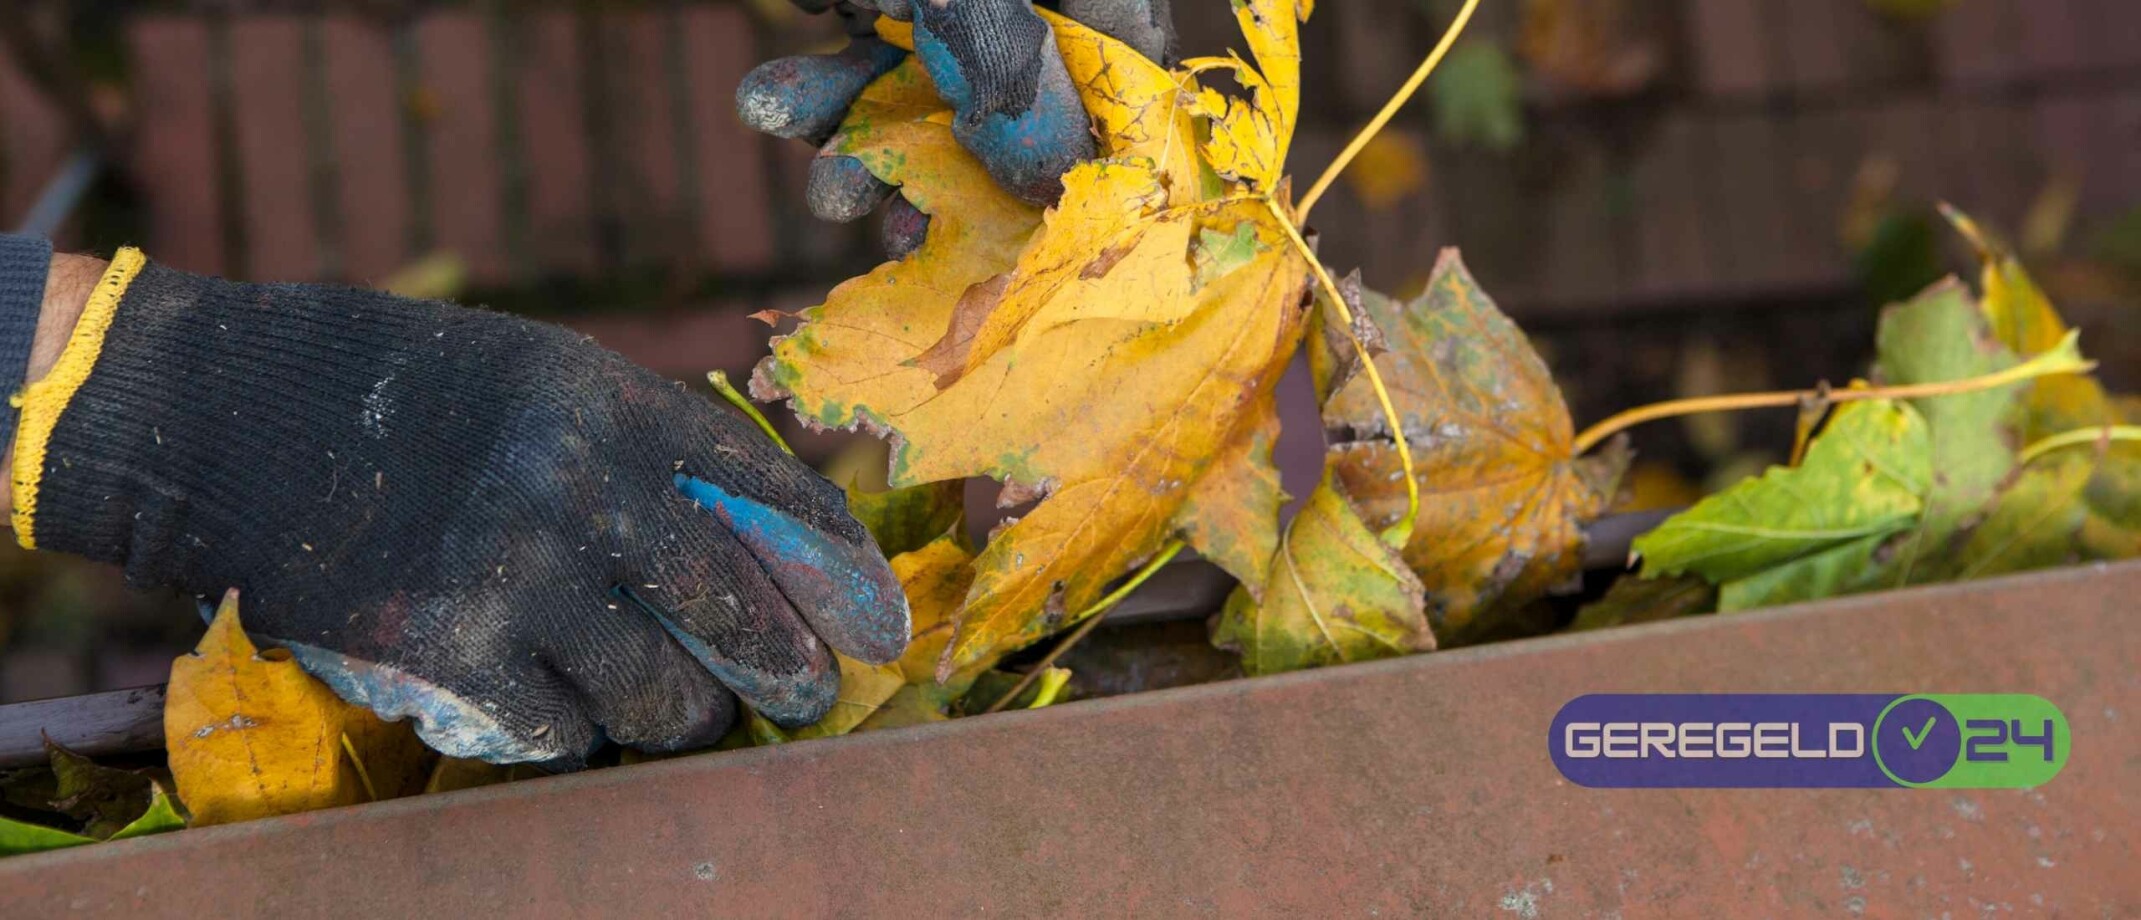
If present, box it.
[285,640,574,764]
[736,38,908,146]
[675,474,911,666]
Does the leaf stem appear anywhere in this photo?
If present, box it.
[2020,425,2141,464]
[1572,332,2097,455]
[1267,199,1419,546]
[708,370,793,455]
[340,732,379,802]
[983,540,1186,714]
[1294,0,1482,223]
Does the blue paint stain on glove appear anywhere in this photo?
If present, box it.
[675,474,910,666]
[914,2,1094,206]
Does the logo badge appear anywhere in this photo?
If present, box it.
[1550,694,2068,788]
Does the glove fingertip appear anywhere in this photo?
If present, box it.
[881,193,932,260]
[675,473,912,666]
[914,18,1093,206]
[808,153,897,223]
[736,41,908,145]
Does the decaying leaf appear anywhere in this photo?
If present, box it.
[1634,400,1930,611]
[852,686,952,732]
[0,741,186,855]
[899,190,1308,673]
[1569,574,1716,631]
[1316,251,1626,640]
[45,739,156,840]
[1212,472,1434,676]
[757,4,1318,677]
[165,592,430,826]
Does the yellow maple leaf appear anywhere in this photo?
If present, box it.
[752,58,1043,433]
[1315,251,1626,641]
[757,4,1320,676]
[1212,469,1435,676]
[165,592,430,825]
[1184,0,1311,189]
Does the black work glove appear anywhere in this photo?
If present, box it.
[11,251,907,766]
[738,0,1176,255]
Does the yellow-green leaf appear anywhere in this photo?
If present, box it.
[846,477,964,558]
[1634,400,1931,611]
[1942,206,2141,560]
[1212,471,1434,676]
[1950,450,2097,580]
[786,655,906,741]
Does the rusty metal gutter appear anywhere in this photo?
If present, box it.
[3,560,2134,916]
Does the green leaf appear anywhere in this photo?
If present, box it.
[1871,279,2025,582]
[1634,400,1930,611]
[109,787,185,840]
[0,786,183,857]
[855,685,952,731]
[846,479,964,558]
[1569,575,1715,631]
[1211,472,1435,676]
[0,814,94,857]
[1431,42,1524,152]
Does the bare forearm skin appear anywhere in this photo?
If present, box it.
[2,252,105,520]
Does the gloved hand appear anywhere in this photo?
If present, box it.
[738,0,1176,255]
[11,250,908,766]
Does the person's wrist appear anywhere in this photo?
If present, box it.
[0,252,105,521]
[29,254,105,383]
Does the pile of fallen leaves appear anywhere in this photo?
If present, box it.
[4,0,2135,853]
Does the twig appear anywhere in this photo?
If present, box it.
[1788,386,1834,467]
[1268,200,1419,547]
[2020,425,2141,465]
[984,540,1187,714]
[1572,332,2095,455]
[708,370,792,455]
[1294,0,1483,223]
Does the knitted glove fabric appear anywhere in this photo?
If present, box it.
[10,251,908,766]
